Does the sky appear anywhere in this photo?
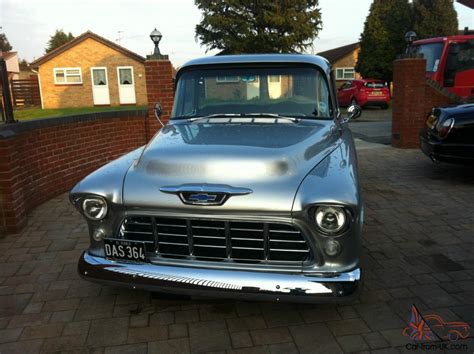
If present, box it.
[1,0,473,67]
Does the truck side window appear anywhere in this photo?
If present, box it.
[456,41,474,73]
[444,41,474,87]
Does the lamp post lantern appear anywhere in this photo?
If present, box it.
[404,31,417,55]
[150,28,163,57]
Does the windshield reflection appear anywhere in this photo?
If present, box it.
[172,66,332,119]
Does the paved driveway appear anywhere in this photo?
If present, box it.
[1,147,473,354]
[349,107,392,145]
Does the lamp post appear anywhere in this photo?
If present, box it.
[404,31,417,55]
[150,28,163,57]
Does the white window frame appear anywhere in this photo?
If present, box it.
[54,67,83,84]
[336,67,355,80]
[90,67,109,86]
[117,66,134,86]
[216,76,240,83]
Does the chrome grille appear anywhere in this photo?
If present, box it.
[119,216,311,264]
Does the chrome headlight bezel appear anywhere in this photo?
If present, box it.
[314,205,351,236]
[81,196,108,221]
[437,117,455,139]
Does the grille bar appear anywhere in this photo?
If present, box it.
[269,229,300,234]
[263,223,270,261]
[156,223,186,228]
[269,239,306,243]
[186,220,194,256]
[122,230,153,235]
[270,248,310,252]
[118,216,311,264]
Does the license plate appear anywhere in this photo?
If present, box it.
[370,91,382,96]
[104,239,146,262]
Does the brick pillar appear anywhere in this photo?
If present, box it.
[0,133,26,234]
[391,58,427,148]
[144,58,174,140]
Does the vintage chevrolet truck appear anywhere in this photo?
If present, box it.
[71,54,363,303]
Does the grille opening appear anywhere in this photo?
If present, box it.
[120,216,153,242]
[232,248,265,261]
[118,216,311,264]
[269,250,309,261]
[194,245,227,259]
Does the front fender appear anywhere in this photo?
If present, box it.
[292,133,361,213]
[69,147,145,257]
[292,129,363,272]
[70,147,145,205]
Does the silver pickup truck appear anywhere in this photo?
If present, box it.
[71,54,363,303]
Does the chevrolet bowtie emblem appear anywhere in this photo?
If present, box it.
[159,184,253,206]
[188,193,218,203]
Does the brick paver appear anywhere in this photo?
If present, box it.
[0,147,473,353]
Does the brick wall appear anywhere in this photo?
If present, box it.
[38,38,148,109]
[144,59,175,140]
[392,58,459,148]
[0,110,147,234]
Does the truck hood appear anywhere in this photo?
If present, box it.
[123,119,340,214]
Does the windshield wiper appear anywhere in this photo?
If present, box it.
[187,113,300,122]
[187,113,241,121]
[243,113,299,122]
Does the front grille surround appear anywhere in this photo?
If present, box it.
[117,216,312,265]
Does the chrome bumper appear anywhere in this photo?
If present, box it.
[78,251,361,303]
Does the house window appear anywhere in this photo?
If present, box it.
[54,68,82,84]
[216,76,239,83]
[336,67,355,80]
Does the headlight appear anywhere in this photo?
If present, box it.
[315,206,348,235]
[437,118,454,139]
[82,197,108,220]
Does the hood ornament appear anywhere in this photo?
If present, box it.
[160,184,253,206]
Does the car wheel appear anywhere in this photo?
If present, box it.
[448,332,459,341]
[351,98,358,106]
[382,103,389,110]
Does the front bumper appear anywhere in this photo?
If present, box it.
[420,129,474,165]
[360,97,390,107]
[78,251,361,303]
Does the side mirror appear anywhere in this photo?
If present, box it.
[154,102,162,119]
[154,102,165,127]
[346,104,362,121]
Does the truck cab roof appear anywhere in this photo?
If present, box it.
[414,34,474,45]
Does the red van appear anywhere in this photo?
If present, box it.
[411,35,474,99]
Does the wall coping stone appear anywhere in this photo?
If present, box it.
[0,109,147,139]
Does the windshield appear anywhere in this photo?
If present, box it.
[413,43,444,72]
[172,66,332,119]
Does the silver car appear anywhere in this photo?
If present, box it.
[71,54,363,303]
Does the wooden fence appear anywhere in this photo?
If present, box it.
[11,78,41,107]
